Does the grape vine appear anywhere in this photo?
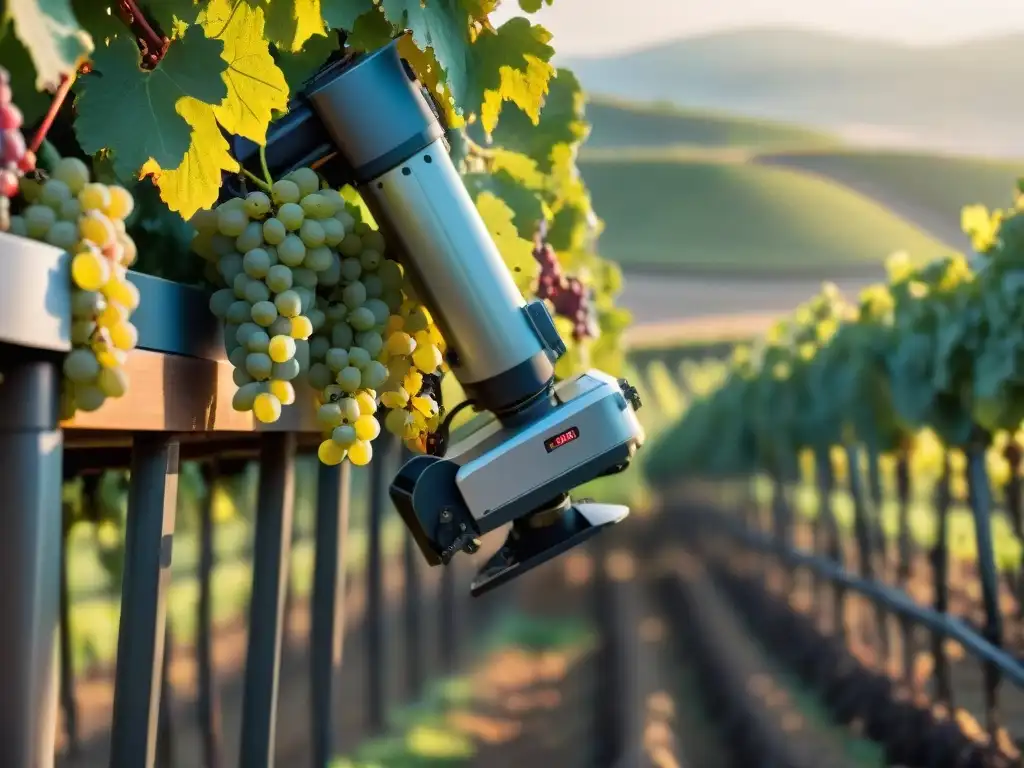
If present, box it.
[644,186,1024,524]
[1,0,631,465]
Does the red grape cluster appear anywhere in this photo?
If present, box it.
[533,224,598,341]
[0,66,35,232]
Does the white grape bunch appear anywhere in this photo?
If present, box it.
[193,171,330,426]
[313,243,448,463]
[194,166,448,466]
[306,188,447,463]
[2,150,139,418]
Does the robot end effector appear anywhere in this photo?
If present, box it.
[232,36,645,595]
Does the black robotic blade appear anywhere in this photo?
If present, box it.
[469,499,628,597]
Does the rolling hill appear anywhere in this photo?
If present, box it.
[579,157,948,273]
[565,28,1024,157]
[583,97,837,152]
[754,151,1024,250]
[573,100,1022,267]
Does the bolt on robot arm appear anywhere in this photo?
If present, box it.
[231,36,645,596]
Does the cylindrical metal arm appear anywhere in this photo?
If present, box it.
[305,40,555,414]
[241,38,557,416]
[357,138,555,410]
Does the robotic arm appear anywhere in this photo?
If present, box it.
[230,37,645,596]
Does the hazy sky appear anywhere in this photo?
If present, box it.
[492,0,1024,56]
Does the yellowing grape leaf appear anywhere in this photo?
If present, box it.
[74,28,228,181]
[546,143,584,200]
[321,0,375,31]
[140,97,240,219]
[464,167,544,238]
[489,67,588,171]
[479,55,551,132]
[546,145,603,253]
[471,17,554,134]
[256,0,326,53]
[199,0,289,144]
[464,147,547,238]
[379,0,471,112]
[7,0,93,90]
[475,191,537,293]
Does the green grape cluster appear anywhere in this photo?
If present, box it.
[193,167,448,466]
[5,157,140,418]
[193,172,331,425]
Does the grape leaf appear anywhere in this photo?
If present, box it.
[459,0,500,17]
[256,0,326,53]
[465,148,546,237]
[545,146,599,251]
[470,18,554,133]
[321,0,375,31]
[345,6,395,52]
[549,191,593,251]
[199,0,289,144]
[126,178,207,284]
[518,0,553,11]
[74,28,228,180]
[7,0,93,90]
[0,25,50,123]
[479,55,552,132]
[475,191,537,294]
[71,1,125,45]
[378,0,471,112]
[489,67,588,171]
[546,143,587,202]
[140,97,240,218]
[490,148,545,188]
[463,168,544,238]
[275,33,340,93]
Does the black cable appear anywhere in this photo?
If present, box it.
[426,398,477,457]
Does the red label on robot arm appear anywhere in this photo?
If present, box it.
[544,426,579,453]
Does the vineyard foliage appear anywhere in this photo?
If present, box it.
[1,0,628,379]
[644,186,1024,495]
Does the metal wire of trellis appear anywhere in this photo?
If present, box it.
[668,440,1024,767]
